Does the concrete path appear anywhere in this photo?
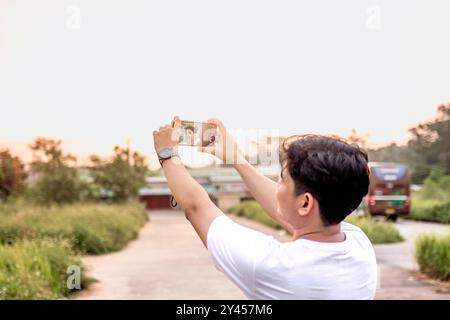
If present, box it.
[77,210,246,299]
[77,210,450,300]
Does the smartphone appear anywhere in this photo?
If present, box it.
[175,120,218,147]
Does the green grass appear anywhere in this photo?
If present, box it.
[407,169,450,224]
[0,239,93,299]
[0,201,149,255]
[229,200,404,244]
[228,200,283,230]
[345,216,404,244]
[0,200,148,299]
[409,196,450,224]
[415,232,450,281]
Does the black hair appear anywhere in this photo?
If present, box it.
[185,125,196,133]
[279,134,370,226]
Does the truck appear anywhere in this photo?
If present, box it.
[366,162,411,222]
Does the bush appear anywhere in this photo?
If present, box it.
[415,232,450,281]
[0,201,148,255]
[0,201,147,299]
[345,216,404,244]
[408,168,450,224]
[419,167,450,201]
[410,198,450,224]
[228,201,283,230]
[0,239,92,299]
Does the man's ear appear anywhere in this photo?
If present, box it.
[297,192,314,217]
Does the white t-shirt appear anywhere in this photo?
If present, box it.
[207,215,377,300]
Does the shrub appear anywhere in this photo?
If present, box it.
[0,239,92,299]
[419,167,450,201]
[410,197,450,224]
[415,232,450,281]
[345,216,404,244]
[0,201,148,255]
[0,201,147,299]
[228,201,283,230]
[408,168,450,224]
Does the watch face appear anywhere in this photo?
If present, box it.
[159,148,172,159]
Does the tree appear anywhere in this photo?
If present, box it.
[367,142,415,162]
[0,150,25,200]
[408,103,450,178]
[363,103,450,183]
[29,137,82,205]
[89,145,149,203]
[347,129,370,150]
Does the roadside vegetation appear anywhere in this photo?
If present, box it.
[0,138,151,299]
[415,232,450,281]
[0,201,148,255]
[0,239,93,299]
[344,215,404,244]
[409,167,450,224]
[228,200,282,230]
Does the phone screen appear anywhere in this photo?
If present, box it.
[177,120,218,147]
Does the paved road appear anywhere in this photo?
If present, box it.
[77,210,246,299]
[77,210,450,300]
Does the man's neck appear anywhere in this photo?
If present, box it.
[292,223,345,243]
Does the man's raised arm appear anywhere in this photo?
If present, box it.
[153,117,223,247]
[200,119,293,234]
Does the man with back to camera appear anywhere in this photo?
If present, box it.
[153,116,377,300]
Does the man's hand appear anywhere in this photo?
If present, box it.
[153,116,181,154]
[199,118,246,165]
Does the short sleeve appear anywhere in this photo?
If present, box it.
[207,215,278,298]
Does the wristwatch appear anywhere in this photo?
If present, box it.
[158,148,179,166]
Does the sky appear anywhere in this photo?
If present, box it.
[1,0,449,168]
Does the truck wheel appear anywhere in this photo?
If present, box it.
[386,214,398,222]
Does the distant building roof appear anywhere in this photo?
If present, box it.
[139,188,172,196]
[209,176,243,183]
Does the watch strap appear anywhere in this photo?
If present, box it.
[158,149,179,166]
